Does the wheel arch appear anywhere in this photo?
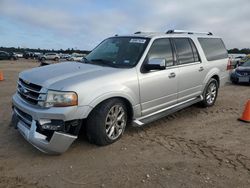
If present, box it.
[203,68,220,90]
[87,94,136,124]
[211,74,220,87]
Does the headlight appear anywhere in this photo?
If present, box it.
[235,70,241,76]
[39,90,78,107]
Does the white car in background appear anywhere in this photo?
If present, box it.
[59,54,71,59]
[67,54,86,61]
[14,53,23,58]
[39,53,60,61]
[228,53,246,68]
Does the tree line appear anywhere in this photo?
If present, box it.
[0,46,91,54]
[1,46,250,55]
[228,48,250,54]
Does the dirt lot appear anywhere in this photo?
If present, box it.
[0,59,250,188]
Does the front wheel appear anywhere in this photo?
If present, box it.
[200,78,218,107]
[86,98,127,146]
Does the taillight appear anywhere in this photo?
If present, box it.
[227,59,233,70]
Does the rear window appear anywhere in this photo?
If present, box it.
[198,38,228,61]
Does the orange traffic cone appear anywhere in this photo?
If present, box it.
[239,100,250,123]
[0,71,4,81]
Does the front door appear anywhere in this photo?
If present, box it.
[138,38,178,116]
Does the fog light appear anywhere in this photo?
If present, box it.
[41,124,62,131]
[38,119,64,131]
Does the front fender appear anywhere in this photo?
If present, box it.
[77,83,140,118]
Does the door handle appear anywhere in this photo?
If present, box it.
[199,67,204,72]
[168,72,176,78]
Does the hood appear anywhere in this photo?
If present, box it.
[236,66,250,72]
[19,62,120,90]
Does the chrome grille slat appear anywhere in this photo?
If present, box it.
[17,78,44,105]
[17,81,42,93]
[17,88,43,101]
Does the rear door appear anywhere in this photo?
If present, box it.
[138,38,179,115]
[172,38,205,102]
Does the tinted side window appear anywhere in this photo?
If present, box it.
[173,38,195,64]
[147,38,173,67]
[198,38,228,61]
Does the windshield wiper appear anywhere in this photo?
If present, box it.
[90,59,119,68]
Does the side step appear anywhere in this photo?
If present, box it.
[133,96,203,127]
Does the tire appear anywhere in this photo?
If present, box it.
[86,98,127,146]
[41,57,46,61]
[200,78,218,107]
[54,57,59,61]
[232,79,238,84]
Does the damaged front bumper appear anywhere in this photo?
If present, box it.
[12,93,92,154]
[16,118,77,154]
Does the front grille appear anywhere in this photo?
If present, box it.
[17,78,43,105]
[14,107,32,128]
[237,71,250,76]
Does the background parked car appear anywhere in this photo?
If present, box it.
[238,54,250,66]
[59,53,71,59]
[0,51,18,60]
[230,59,250,84]
[228,53,246,68]
[39,53,60,61]
[33,52,42,59]
[67,53,86,61]
[23,51,35,59]
[14,53,23,58]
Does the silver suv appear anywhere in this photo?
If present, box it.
[12,30,230,154]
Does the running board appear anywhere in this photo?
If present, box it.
[133,96,203,127]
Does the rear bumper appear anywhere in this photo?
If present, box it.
[16,119,76,154]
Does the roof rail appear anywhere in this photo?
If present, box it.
[134,31,142,34]
[166,30,213,35]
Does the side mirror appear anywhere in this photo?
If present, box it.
[144,58,166,71]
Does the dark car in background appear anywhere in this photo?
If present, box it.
[23,51,35,59]
[231,60,250,84]
[0,51,17,60]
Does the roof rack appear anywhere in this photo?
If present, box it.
[166,30,213,35]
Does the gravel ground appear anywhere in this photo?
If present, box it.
[0,59,250,188]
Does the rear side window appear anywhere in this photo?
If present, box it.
[198,38,228,61]
[173,38,198,64]
[147,38,174,67]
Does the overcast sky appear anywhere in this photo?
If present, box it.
[0,0,249,50]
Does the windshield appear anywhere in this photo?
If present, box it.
[242,60,250,67]
[85,37,149,68]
